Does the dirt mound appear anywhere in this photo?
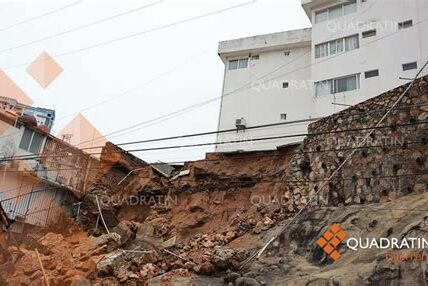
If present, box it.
[3,226,98,285]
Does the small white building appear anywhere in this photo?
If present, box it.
[215,0,428,152]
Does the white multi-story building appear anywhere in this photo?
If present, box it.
[215,0,428,152]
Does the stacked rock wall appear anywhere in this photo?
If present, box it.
[285,75,428,209]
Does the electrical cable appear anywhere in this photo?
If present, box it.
[73,11,428,147]
[2,0,257,70]
[2,118,426,162]
[0,0,379,146]
[0,0,163,53]
[0,0,83,32]
[80,101,428,151]
[0,140,425,188]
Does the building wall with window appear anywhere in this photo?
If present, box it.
[305,0,428,117]
[0,113,98,228]
[0,118,67,228]
[216,0,428,152]
[215,28,316,152]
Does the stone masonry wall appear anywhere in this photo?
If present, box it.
[285,75,428,210]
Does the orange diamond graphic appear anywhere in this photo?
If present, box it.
[323,230,334,240]
[329,237,341,247]
[0,69,33,105]
[316,237,327,248]
[26,51,63,88]
[330,250,341,261]
[57,113,106,158]
[336,230,347,240]
[330,224,341,233]
[316,224,348,262]
[323,244,334,254]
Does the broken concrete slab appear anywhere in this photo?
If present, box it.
[150,162,176,178]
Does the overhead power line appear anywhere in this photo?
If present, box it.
[0,139,424,174]
[56,47,210,122]
[0,0,163,54]
[73,5,428,147]
[1,119,427,163]
[0,117,319,161]
[0,0,83,32]
[82,118,322,150]
[0,0,376,144]
[0,139,424,176]
[3,0,257,70]
[0,0,387,148]
[78,101,428,151]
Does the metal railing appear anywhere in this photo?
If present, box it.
[0,187,76,228]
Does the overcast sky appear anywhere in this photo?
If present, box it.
[0,0,311,162]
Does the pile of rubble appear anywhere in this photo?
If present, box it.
[3,226,97,285]
[2,77,428,285]
[2,140,428,285]
[0,145,296,285]
[8,189,428,285]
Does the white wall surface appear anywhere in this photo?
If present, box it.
[216,0,428,152]
[310,0,428,117]
[216,44,315,152]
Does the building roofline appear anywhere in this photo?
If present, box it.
[218,27,312,63]
[301,0,350,21]
[0,110,97,160]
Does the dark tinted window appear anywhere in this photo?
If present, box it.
[29,132,44,153]
[402,62,417,71]
[362,29,376,38]
[19,128,33,151]
[365,69,379,78]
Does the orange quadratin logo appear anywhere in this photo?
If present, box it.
[316,224,347,261]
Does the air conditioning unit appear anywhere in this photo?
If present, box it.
[235,117,246,129]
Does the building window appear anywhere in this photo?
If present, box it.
[315,34,358,58]
[19,128,33,151]
[362,29,376,38]
[29,132,44,153]
[251,55,259,60]
[280,113,287,120]
[315,0,357,23]
[315,10,328,23]
[284,51,290,56]
[315,80,332,97]
[228,58,248,70]
[229,60,238,70]
[315,74,360,96]
[19,128,45,154]
[345,34,359,51]
[328,5,342,19]
[329,38,344,55]
[282,82,289,88]
[335,74,359,93]
[315,42,328,58]
[365,69,379,78]
[398,20,413,30]
[344,1,357,14]
[402,62,417,71]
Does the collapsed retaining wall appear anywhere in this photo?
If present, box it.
[285,75,428,209]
